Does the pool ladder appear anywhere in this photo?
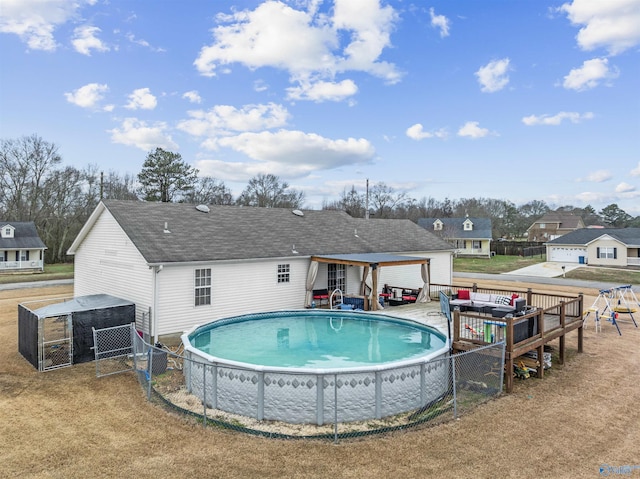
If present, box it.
[329,289,343,310]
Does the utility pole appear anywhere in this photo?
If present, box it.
[365,178,369,219]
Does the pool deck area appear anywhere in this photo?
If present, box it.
[378,284,585,394]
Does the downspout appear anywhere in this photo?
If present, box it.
[152,264,163,344]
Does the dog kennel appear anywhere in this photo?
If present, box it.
[18,294,135,371]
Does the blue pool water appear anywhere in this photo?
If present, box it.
[189,310,446,369]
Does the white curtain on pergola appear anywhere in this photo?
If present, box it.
[416,263,431,303]
[304,260,319,307]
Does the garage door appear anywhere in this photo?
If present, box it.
[549,247,586,263]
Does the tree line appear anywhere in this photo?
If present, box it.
[1,135,638,263]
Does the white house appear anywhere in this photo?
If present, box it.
[68,200,455,341]
[546,227,640,267]
[0,221,46,273]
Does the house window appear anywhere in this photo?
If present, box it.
[328,263,346,292]
[194,268,211,306]
[472,240,481,249]
[20,250,29,262]
[539,223,546,229]
[4,228,10,236]
[277,263,290,283]
[434,221,442,231]
[598,247,616,259]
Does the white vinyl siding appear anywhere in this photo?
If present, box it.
[72,209,153,329]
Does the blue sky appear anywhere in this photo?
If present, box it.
[1,0,639,214]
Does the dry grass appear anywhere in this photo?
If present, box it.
[1,283,639,479]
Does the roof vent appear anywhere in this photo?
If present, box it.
[196,204,210,213]
[292,209,304,217]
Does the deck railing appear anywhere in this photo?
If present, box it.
[431,282,584,393]
[0,260,43,270]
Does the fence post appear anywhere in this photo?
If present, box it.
[451,355,457,419]
[131,324,137,372]
[202,363,207,427]
[147,347,153,401]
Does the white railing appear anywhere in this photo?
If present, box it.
[0,260,43,270]
[627,257,640,266]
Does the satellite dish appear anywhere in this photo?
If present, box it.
[196,204,210,213]
[292,209,304,217]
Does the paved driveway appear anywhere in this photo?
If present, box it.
[505,262,581,278]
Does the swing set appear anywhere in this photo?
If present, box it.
[583,285,639,335]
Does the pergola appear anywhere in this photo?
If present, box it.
[306,253,431,311]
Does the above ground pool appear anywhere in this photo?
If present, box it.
[181,310,450,425]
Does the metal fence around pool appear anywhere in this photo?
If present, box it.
[95,323,505,442]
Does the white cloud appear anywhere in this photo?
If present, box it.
[64,83,109,109]
[630,162,640,176]
[215,130,375,169]
[406,123,448,140]
[559,0,640,55]
[475,58,511,93]
[177,103,290,137]
[562,57,619,91]
[72,25,108,55]
[585,170,612,182]
[194,0,401,101]
[0,0,95,51]
[182,90,202,104]
[286,79,358,102]
[125,32,166,52]
[522,111,594,126]
[109,118,178,151]
[457,121,492,139]
[429,8,450,38]
[125,88,157,110]
[615,182,635,193]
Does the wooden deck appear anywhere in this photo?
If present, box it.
[381,283,584,393]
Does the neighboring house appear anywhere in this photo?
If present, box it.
[546,228,640,267]
[417,217,492,258]
[0,221,46,273]
[68,200,455,341]
[527,213,585,242]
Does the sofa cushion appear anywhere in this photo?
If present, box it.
[458,289,470,300]
[495,295,512,306]
[472,292,492,302]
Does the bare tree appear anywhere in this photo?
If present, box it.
[237,174,305,208]
[0,134,62,220]
[183,176,234,205]
[369,182,408,218]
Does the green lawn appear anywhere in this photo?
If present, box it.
[0,263,74,284]
[454,255,640,285]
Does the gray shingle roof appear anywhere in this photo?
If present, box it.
[417,217,493,239]
[0,221,46,249]
[547,227,640,246]
[529,213,584,229]
[100,200,454,264]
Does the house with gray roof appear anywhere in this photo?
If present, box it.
[546,228,640,267]
[0,221,46,273]
[417,217,493,258]
[527,213,585,242]
[68,200,455,340]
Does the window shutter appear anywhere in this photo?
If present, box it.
[596,247,600,258]
[15,251,19,261]
[613,248,617,259]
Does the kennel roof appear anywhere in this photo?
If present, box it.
[32,294,134,318]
